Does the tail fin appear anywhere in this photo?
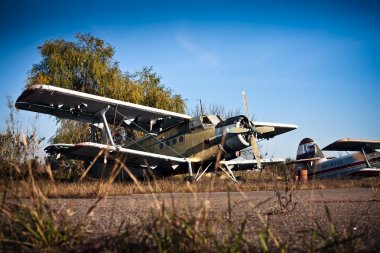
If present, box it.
[296,138,325,160]
[294,138,324,171]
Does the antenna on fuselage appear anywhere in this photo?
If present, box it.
[196,99,204,115]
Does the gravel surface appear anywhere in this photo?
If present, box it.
[50,188,380,250]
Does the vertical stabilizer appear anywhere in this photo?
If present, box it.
[296,138,325,160]
[295,138,324,171]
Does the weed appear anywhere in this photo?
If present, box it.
[0,180,85,252]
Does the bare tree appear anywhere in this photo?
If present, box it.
[188,101,241,119]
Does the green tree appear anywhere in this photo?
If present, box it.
[27,33,122,96]
[27,33,186,144]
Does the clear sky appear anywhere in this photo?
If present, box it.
[1,0,379,158]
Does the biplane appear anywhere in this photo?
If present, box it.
[16,84,297,182]
[290,138,380,178]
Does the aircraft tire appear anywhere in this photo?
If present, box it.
[235,176,246,183]
[184,176,195,184]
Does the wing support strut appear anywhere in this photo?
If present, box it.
[95,105,115,146]
[361,148,371,168]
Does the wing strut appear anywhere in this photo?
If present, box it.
[95,105,115,146]
[361,148,371,168]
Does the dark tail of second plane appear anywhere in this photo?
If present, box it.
[294,138,325,170]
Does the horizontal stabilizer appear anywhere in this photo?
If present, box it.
[286,157,321,165]
[220,158,284,171]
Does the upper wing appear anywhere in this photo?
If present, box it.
[45,142,189,168]
[322,138,380,151]
[253,121,298,139]
[220,158,285,171]
[16,84,191,132]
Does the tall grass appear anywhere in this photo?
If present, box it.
[2,173,377,198]
[2,152,374,252]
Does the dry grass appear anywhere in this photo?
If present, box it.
[1,164,378,252]
[2,169,380,198]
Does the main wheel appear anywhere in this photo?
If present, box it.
[235,176,246,183]
[184,176,195,184]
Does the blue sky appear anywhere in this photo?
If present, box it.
[1,0,379,158]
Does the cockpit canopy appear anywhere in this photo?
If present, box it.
[189,115,223,131]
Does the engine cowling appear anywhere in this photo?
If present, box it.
[215,115,251,152]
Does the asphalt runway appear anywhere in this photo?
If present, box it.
[51,188,380,250]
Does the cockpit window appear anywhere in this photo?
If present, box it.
[204,115,222,125]
[189,115,222,131]
[190,117,203,130]
[202,116,213,125]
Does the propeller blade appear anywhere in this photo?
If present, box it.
[226,127,250,134]
[242,91,249,118]
[242,90,262,169]
[255,126,275,134]
[250,135,262,169]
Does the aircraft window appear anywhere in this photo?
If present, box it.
[172,138,177,145]
[179,136,184,143]
[190,117,203,130]
[202,115,222,125]
[159,143,163,149]
[202,116,213,124]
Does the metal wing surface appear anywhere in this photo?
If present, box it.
[322,138,380,151]
[220,158,285,171]
[253,121,298,139]
[45,142,189,168]
[16,84,191,131]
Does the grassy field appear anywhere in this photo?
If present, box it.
[1,162,380,252]
[2,167,380,198]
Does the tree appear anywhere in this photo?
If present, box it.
[27,33,122,95]
[189,101,241,120]
[27,33,186,144]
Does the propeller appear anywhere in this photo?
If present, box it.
[226,127,250,134]
[242,91,262,169]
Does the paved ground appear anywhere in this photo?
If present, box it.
[50,188,380,251]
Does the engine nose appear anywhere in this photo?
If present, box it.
[215,115,251,152]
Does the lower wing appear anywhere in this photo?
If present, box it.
[45,142,189,169]
[219,158,285,171]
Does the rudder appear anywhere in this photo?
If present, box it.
[296,138,325,160]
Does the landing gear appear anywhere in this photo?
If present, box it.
[184,176,194,183]
[235,176,247,183]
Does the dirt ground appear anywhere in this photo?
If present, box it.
[50,188,380,251]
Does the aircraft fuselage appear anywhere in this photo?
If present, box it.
[126,115,250,164]
[310,151,380,178]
